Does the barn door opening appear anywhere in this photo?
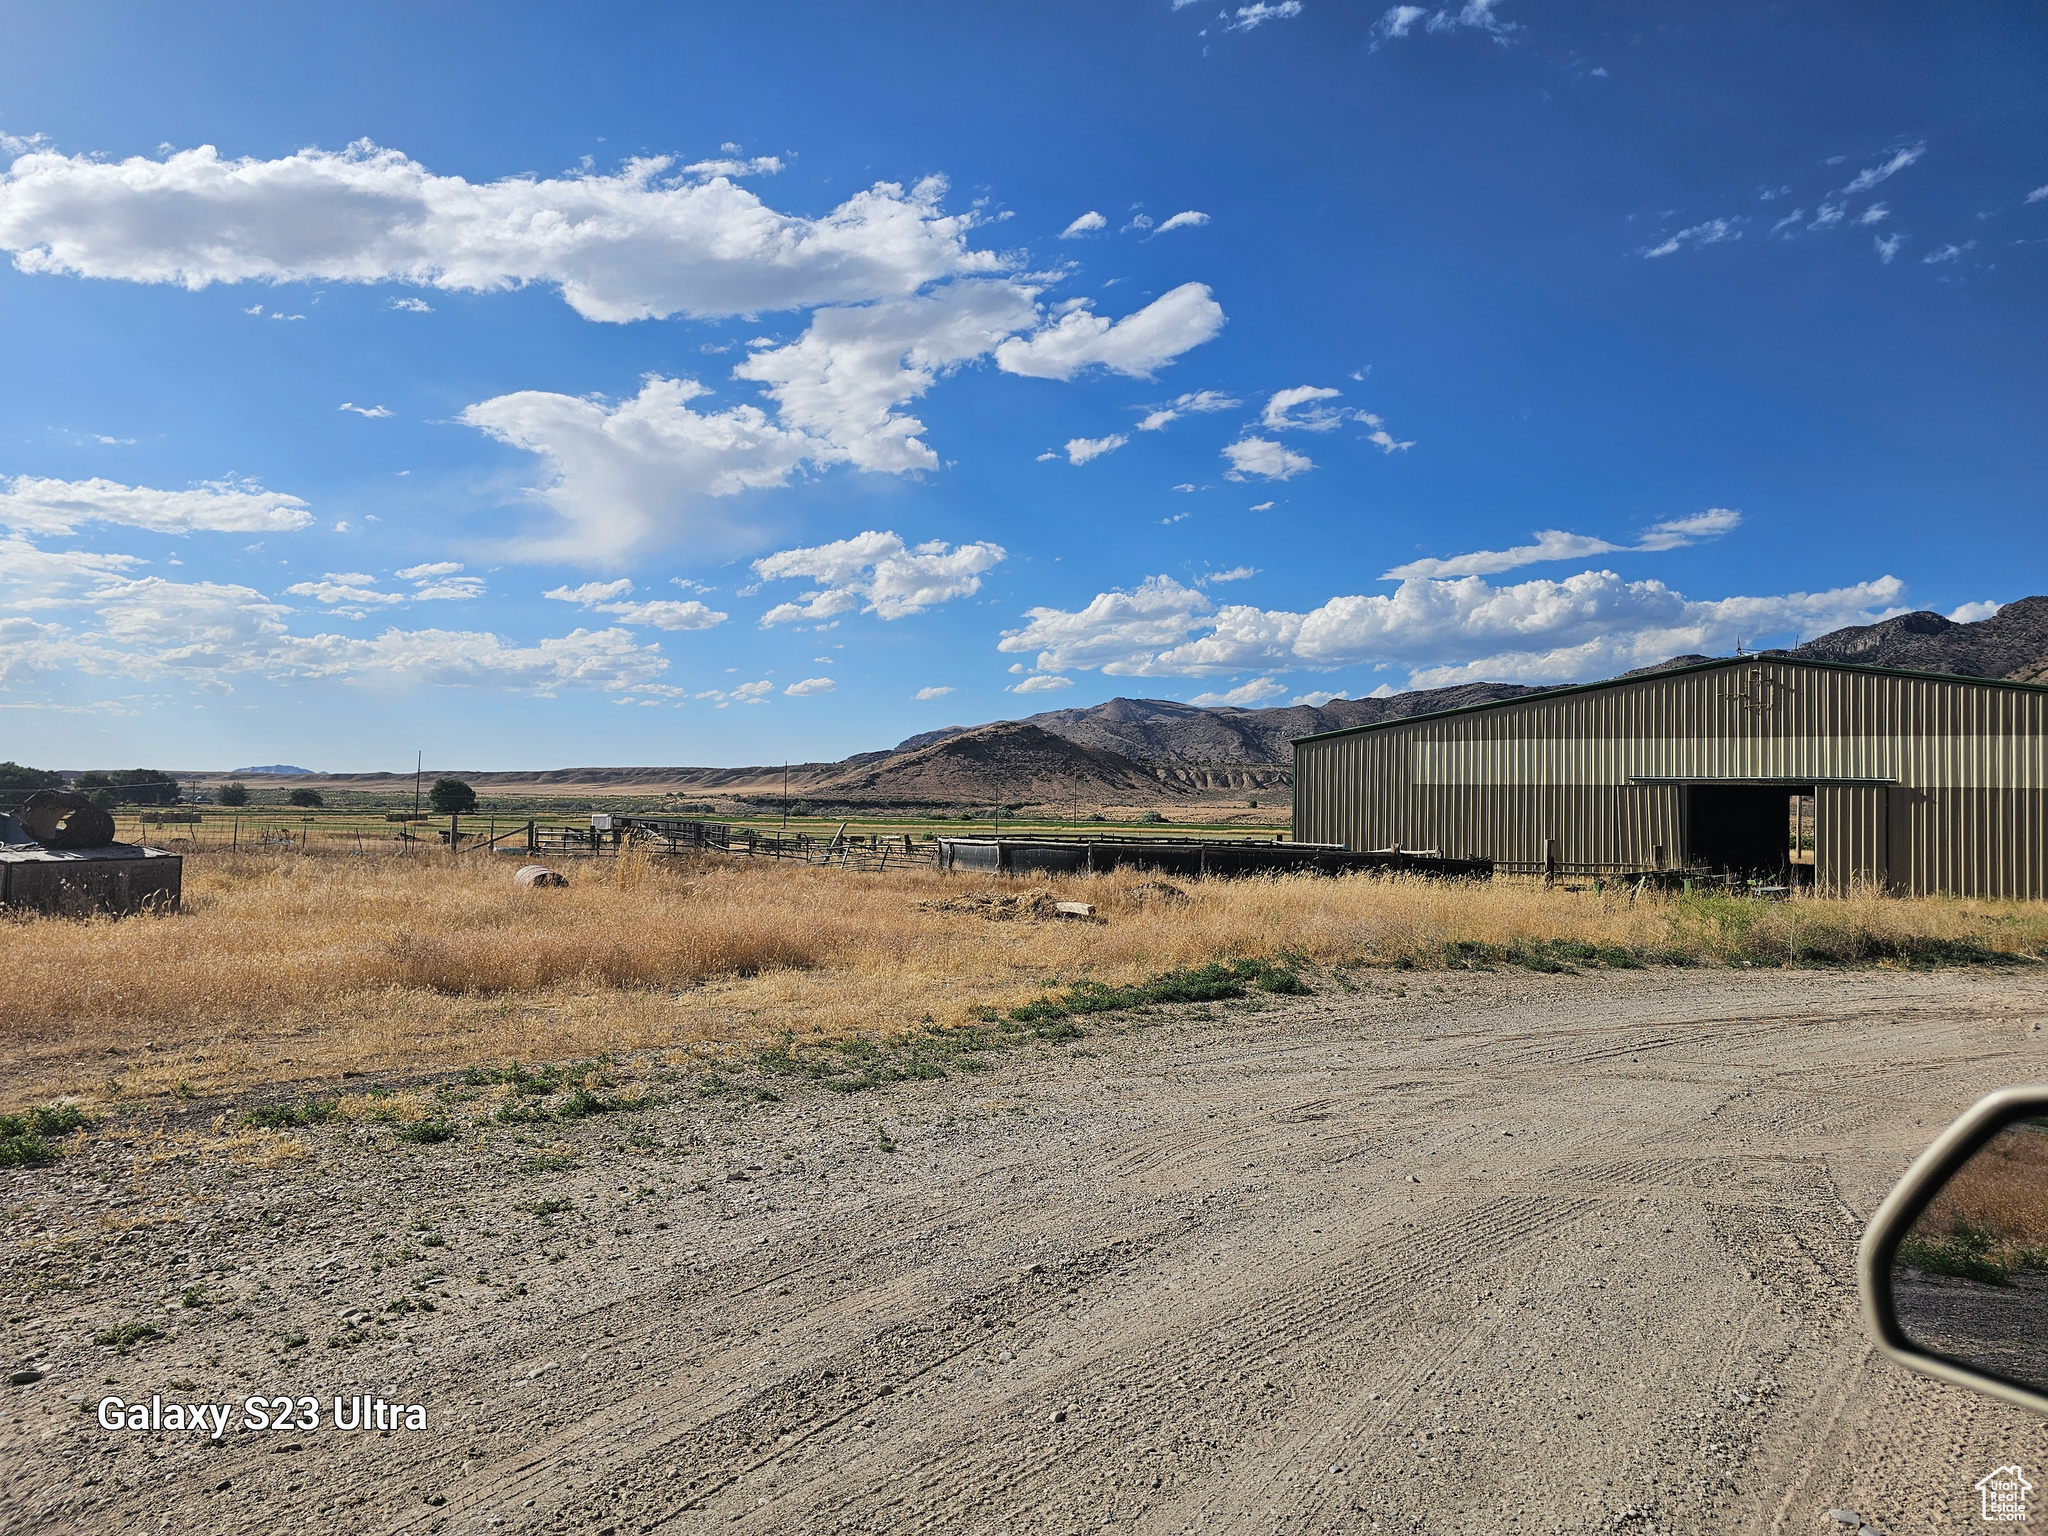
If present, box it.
[1686,784,1815,880]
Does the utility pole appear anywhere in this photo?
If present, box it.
[781,763,788,833]
[414,750,422,817]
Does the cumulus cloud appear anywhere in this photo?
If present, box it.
[2,564,668,695]
[460,374,818,559]
[1222,437,1313,481]
[0,141,998,322]
[542,577,726,630]
[783,676,835,697]
[1383,510,1739,579]
[1188,678,1287,706]
[389,297,433,312]
[1376,5,1428,37]
[1949,600,2002,624]
[915,685,954,700]
[1137,390,1238,432]
[1202,565,1258,584]
[285,572,407,611]
[1059,211,1106,238]
[1154,211,1210,234]
[993,282,1226,381]
[997,569,1907,686]
[754,529,1005,625]
[0,474,313,536]
[734,279,1038,473]
[695,679,772,707]
[1011,674,1074,693]
[1644,217,1743,259]
[339,402,392,418]
[1839,144,1924,196]
[1065,434,1127,466]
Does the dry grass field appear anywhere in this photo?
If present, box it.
[5,848,2046,1109]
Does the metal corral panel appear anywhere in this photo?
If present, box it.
[1292,658,2048,899]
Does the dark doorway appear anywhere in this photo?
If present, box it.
[1686,784,1815,879]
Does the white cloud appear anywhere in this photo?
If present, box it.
[1922,242,1972,265]
[1875,233,1904,264]
[754,529,1005,625]
[1839,144,1924,197]
[1378,0,1516,41]
[1222,437,1313,481]
[1188,678,1286,706]
[339,402,392,418]
[1949,600,2001,624]
[998,569,1908,686]
[460,374,818,560]
[1202,565,1258,584]
[1857,203,1890,226]
[677,155,784,180]
[1059,211,1106,238]
[1261,384,1346,432]
[1226,1,1303,30]
[2028,186,2048,204]
[1292,690,1343,706]
[286,572,406,607]
[1808,202,1845,231]
[783,676,835,697]
[993,282,1226,381]
[389,297,433,312]
[0,536,144,610]
[915,685,954,700]
[1136,389,1238,432]
[1065,434,1127,466]
[0,142,998,322]
[1011,674,1074,693]
[542,579,725,630]
[1643,217,1744,259]
[695,679,772,707]
[1248,500,1274,512]
[1376,5,1428,38]
[0,474,313,535]
[1154,211,1211,235]
[1384,510,1739,578]
[1,558,669,694]
[1769,209,1806,238]
[397,561,464,581]
[1634,507,1741,550]
[734,279,1038,473]
[1358,414,1415,455]
[544,578,634,605]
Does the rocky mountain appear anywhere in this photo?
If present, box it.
[807,721,1193,808]
[1784,596,2048,681]
[896,681,1546,766]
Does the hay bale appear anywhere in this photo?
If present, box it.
[514,864,568,889]
[21,790,116,850]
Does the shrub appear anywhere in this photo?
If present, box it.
[218,782,250,807]
[287,787,324,808]
[0,1103,88,1166]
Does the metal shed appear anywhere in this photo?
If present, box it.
[1291,657,2047,899]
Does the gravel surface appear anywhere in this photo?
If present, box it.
[8,965,2048,1533]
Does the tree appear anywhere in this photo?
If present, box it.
[68,769,178,805]
[218,782,250,807]
[428,777,477,815]
[287,787,324,808]
[0,761,65,810]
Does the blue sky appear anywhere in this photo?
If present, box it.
[2,1,2042,770]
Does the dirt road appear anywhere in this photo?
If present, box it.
[11,966,2048,1533]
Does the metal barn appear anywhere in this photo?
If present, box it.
[1291,657,2048,898]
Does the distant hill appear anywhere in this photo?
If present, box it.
[1784,596,2048,681]
[231,764,316,776]
[898,681,1545,766]
[807,721,1184,807]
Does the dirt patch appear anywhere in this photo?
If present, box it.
[9,967,2048,1532]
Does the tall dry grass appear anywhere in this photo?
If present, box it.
[3,848,2042,1104]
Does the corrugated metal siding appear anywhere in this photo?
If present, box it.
[1292,659,2048,899]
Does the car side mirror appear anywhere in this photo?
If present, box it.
[1860,1087,2048,1416]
